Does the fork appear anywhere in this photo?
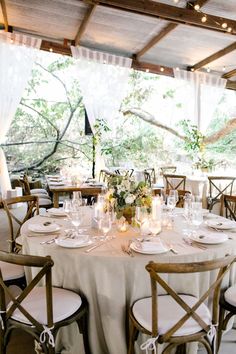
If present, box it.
[182,237,207,250]
[121,242,134,257]
[165,242,178,254]
[40,235,59,245]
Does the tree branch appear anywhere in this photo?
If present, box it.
[203,118,236,144]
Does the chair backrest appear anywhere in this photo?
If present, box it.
[114,168,134,178]
[144,168,156,186]
[20,174,31,195]
[220,194,236,220]
[99,169,118,183]
[160,166,177,175]
[163,174,186,191]
[145,255,235,341]
[166,189,191,207]
[0,251,54,333]
[2,195,39,252]
[208,177,236,210]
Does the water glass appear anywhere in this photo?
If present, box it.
[63,200,72,215]
[99,214,112,240]
[72,191,82,207]
[191,202,203,230]
[167,195,176,213]
[169,190,179,204]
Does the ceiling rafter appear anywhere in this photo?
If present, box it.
[135,23,178,59]
[95,0,236,35]
[189,42,236,71]
[134,0,210,60]
[222,68,236,79]
[74,3,97,46]
[0,0,8,32]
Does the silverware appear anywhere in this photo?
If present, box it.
[165,242,178,254]
[121,242,134,257]
[40,235,59,245]
[182,237,207,250]
[85,236,115,253]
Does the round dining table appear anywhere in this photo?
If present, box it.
[20,207,236,354]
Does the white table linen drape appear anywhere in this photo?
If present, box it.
[0,32,41,198]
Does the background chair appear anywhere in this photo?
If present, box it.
[99,169,118,184]
[2,195,39,253]
[207,176,235,212]
[0,251,90,354]
[163,174,186,191]
[21,174,52,209]
[160,166,177,175]
[144,168,156,186]
[166,189,191,208]
[220,194,236,220]
[128,255,235,354]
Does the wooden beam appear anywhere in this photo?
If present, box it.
[222,68,236,79]
[226,80,236,90]
[132,59,174,77]
[75,4,97,46]
[0,0,8,32]
[190,42,236,71]
[187,0,210,10]
[97,0,236,35]
[136,23,178,59]
[40,40,72,56]
[135,0,209,60]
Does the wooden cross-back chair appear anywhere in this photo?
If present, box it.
[114,168,134,177]
[163,174,186,191]
[220,194,236,220]
[166,189,191,208]
[0,251,91,354]
[2,195,39,253]
[20,174,52,209]
[144,168,156,186]
[99,169,118,183]
[207,176,236,212]
[128,255,236,354]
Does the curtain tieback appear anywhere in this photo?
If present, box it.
[207,323,218,354]
[39,325,55,347]
[0,310,6,330]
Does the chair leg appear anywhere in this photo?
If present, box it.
[77,312,91,354]
[217,306,226,353]
[128,321,138,354]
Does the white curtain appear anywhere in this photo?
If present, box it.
[71,46,132,176]
[174,69,226,134]
[0,32,41,198]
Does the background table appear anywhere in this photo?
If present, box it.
[21,208,236,354]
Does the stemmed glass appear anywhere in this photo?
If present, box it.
[149,218,161,238]
[63,200,73,216]
[72,191,82,208]
[169,190,179,206]
[135,206,149,238]
[99,213,112,240]
[69,208,82,237]
[191,202,203,233]
[167,195,176,215]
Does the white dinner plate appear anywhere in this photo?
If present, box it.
[205,219,236,230]
[130,241,170,255]
[189,232,228,244]
[49,182,65,186]
[28,223,61,233]
[47,208,67,217]
[88,183,104,187]
[55,238,92,248]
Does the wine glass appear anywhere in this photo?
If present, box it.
[69,209,82,236]
[167,195,176,215]
[72,191,82,208]
[63,200,72,217]
[99,214,111,240]
[191,202,203,232]
[149,218,161,237]
[135,206,148,228]
[169,190,179,205]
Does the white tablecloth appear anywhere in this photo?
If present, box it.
[21,208,236,354]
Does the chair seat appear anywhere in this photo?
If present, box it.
[38,198,52,206]
[132,294,211,337]
[10,287,82,325]
[0,261,25,281]
[224,285,236,307]
[31,189,48,195]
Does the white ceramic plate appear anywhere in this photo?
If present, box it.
[28,223,61,233]
[47,208,67,217]
[130,241,169,255]
[205,219,236,230]
[49,182,65,186]
[55,238,92,248]
[189,232,228,244]
[88,183,104,187]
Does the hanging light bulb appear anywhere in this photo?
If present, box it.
[206,67,211,73]
[145,69,149,73]
[194,4,200,10]
[173,0,179,3]
[201,15,207,23]
[49,48,53,52]
[160,67,164,72]
[222,66,226,71]
[227,27,232,32]
[175,67,180,71]
[222,22,228,29]
[191,68,195,72]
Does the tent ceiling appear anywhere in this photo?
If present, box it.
[1,0,236,88]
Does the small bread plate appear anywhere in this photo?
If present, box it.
[189,232,228,244]
[55,238,92,249]
[28,223,61,234]
[47,208,67,217]
[130,241,170,255]
[205,219,236,230]
[49,181,65,186]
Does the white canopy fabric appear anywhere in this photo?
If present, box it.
[71,46,132,176]
[173,69,226,134]
[0,32,41,198]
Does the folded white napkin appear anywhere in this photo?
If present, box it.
[137,241,166,252]
[55,237,89,248]
[28,223,60,233]
[48,208,67,216]
[206,219,236,229]
[191,231,228,244]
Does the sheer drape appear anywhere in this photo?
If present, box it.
[174,69,226,134]
[0,32,41,198]
[71,46,132,176]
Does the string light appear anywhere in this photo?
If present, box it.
[160,67,164,72]
[175,67,180,71]
[227,27,232,32]
[49,48,53,52]
[173,0,179,3]
[206,67,211,73]
[201,15,207,23]
[145,69,149,73]
[10,39,14,43]
[194,4,200,11]
[222,22,228,29]
[222,66,226,71]
[190,68,195,72]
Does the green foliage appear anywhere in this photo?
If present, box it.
[178,119,204,156]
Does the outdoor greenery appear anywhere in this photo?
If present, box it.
[3,52,236,178]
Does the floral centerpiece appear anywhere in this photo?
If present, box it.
[105,175,152,223]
